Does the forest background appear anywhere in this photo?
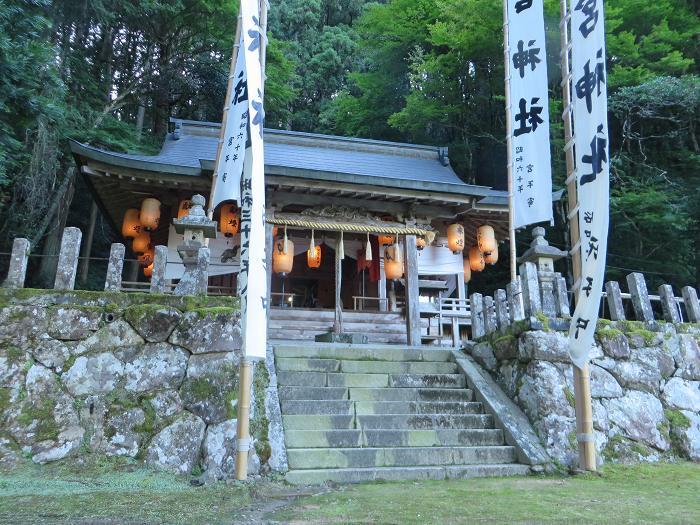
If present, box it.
[0,0,698,290]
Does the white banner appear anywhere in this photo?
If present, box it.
[237,0,268,360]
[210,37,248,210]
[568,0,609,368]
[507,0,553,229]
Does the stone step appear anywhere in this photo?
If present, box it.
[286,446,517,470]
[284,464,532,485]
[277,371,466,389]
[270,308,404,323]
[348,387,472,402]
[275,357,457,375]
[356,414,494,430]
[354,401,483,415]
[271,332,408,344]
[272,344,454,362]
[281,400,354,415]
[283,415,355,430]
[388,374,466,389]
[278,386,349,401]
[284,428,505,448]
[270,320,408,333]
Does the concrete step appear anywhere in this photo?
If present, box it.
[277,371,465,389]
[357,414,494,430]
[272,343,454,362]
[388,374,466,389]
[286,446,518,470]
[284,464,532,485]
[348,387,472,402]
[281,400,354,415]
[278,386,349,401]
[284,428,505,448]
[283,415,355,430]
[275,357,457,375]
[354,401,483,415]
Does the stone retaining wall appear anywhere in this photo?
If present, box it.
[468,319,700,467]
[0,289,275,480]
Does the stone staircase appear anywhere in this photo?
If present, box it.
[274,342,531,484]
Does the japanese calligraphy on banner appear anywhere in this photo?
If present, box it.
[507,0,553,229]
[568,0,609,368]
[210,37,248,210]
[238,0,267,360]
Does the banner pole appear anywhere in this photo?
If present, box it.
[558,0,596,471]
[502,0,517,282]
[208,14,243,219]
[234,0,269,481]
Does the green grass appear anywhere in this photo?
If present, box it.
[273,463,700,525]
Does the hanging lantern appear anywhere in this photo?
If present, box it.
[138,249,154,267]
[463,258,472,283]
[140,198,161,231]
[378,234,394,246]
[469,246,485,272]
[307,245,321,269]
[121,209,141,238]
[477,224,497,253]
[132,231,151,253]
[219,204,240,237]
[384,244,403,281]
[484,244,499,265]
[447,223,465,254]
[416,236,426,251]
[143,263,154,278]
[177,200,192,219]
[273,237,294,274]
[272,226,279,237]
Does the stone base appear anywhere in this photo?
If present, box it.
[314,332,368,344]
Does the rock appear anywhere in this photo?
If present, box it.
[0,436,23,469]
[590,364,623,398]
[591,399,610,432]
[600,355,663,395]
[48,307,102,340]
[661,378,700,411]
[0,306,48,345]
[30,336,71,371]
[145,412,205,474]
[517,331,570,363]
[73,320,144,356]
[62,353,124,396]
[104,408,145,457]
[634,347,675,381]
[264,384,288,473]
[471,342,497,372]
[673,335,700,380]
[672,411,700,460]
[599,332,631,359]
[180,352,239,424]
[202,419,262,480]
[603,391,669,451]
[151,390,183,418]
[534,414,577,467]
[123,343,188,393]
[517,361,574,420]
[492,335,517,361]
[497,362,523,399]
[1,344,28,388]
[169,310,242,354]
[125,306,182,343]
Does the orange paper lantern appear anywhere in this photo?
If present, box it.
[177,200,192,219]
[132,232,151,253]
[447,223,465,253]
[143,263,154,278]
[219,204,240,237]
[307,245,321,268]
[484,244,498,265]
[140,198,161,231]
[138,249,154,266]
[384,245,403,281]
[121,208,141,238]
[477,225,497,253]
[273,238,294,274]
[416,236,426,251]
[469,246,485,272]
[378,235,394,246]
[463,258,472,283]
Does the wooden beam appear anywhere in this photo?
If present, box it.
[78,201,99,285]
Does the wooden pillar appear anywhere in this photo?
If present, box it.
[404,235,421,346]
[378,244,387,311]
[333,231,343,334]
[453,272,466,346]
[79,201,98,285]
[265,220,273,325]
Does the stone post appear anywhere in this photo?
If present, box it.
[626,272,654,322]
[658,284,681,324]
[519,261,542,318]
[150,245,168,293]
[495,288,509,332]
[104,243,125,291]
[506,278,525,322]
[605,280,626,321]
[404,235,421,346]
[470,292,485,339]
[54,227,82,290]
[3,238,30,289]
[554,275,570,318]
[483,296,497,334]
[681,286,700,323]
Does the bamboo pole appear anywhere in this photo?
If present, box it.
[559,0,596,472]
[502,0,517,282]
[234,0,269,482]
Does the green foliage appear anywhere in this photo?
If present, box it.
[17,398,60,442]
[665,409,691,430]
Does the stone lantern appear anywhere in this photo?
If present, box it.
[518,226,569,318]
[172,194,217,295]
